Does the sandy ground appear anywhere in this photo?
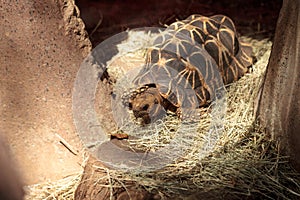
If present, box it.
[0,1,90,184]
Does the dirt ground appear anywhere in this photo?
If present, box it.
[0,0,282,188]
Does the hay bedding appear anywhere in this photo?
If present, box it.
[25,36,300,200]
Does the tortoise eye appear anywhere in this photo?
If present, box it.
[142,104,149,111]
[128,102,133,110]
[154,99,159,104]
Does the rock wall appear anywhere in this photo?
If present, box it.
[258,0,300,170]
[0,0,91,184]
[0,136,24,200]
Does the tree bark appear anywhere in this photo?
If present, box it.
[257,0,300,170]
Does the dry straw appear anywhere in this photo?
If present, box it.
[25,37,300,199]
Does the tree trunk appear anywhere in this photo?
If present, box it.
[257,0,300,170]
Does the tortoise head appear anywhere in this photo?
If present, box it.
[123,85,167,124]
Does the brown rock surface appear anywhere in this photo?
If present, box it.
[0,0,91,184]
[258,0,300,170]
[0,136,24,200]
[74,156,154,200]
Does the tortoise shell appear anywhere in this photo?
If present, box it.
[123,14,253,124]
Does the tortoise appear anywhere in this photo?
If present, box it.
[122,14,253,124]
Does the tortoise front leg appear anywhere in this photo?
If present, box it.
[176,107,202,123]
